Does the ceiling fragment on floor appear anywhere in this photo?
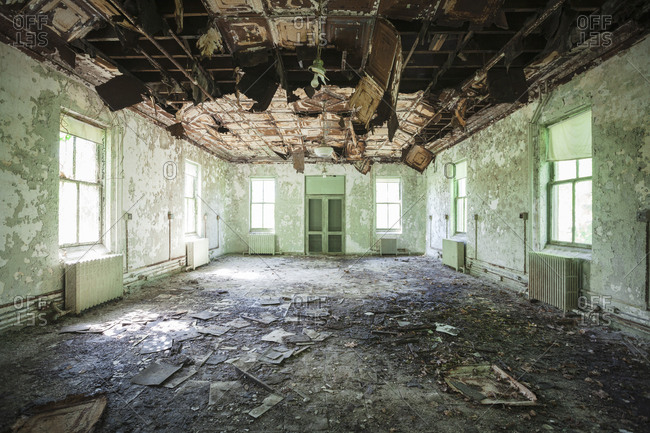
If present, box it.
[0,0,648,167]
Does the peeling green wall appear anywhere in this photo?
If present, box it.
[0,43,228,309]
[426,35,650,324]
[223,163,427,255]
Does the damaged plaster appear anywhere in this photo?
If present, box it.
[425,35,650,324]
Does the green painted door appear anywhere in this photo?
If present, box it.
[307,195,344,254]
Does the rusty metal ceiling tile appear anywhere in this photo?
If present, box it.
[399,121,419,135]
[30,0,100,42]
[437,0,506,27]
[271,17,318,49]
[285,137,303,145]
[265,0,317,14]
[271,112,297,121]
[326,0,377,13]
[201,0,264,15]
[217,17,272,53]
[349,75,384,127]
[366,19,400,91]
[403,144,434,173]
[325,17,371,68]
[379,0,433,20]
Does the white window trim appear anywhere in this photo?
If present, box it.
[250,177,275,233]
[184,160,201,237]
[452,160,467,235]
[547,157,592,248]
[375,177,402,234]
[58,125,105,248]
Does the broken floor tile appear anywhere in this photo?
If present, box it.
[163,367,198,389]
[259,298,282,306]
[435,322,460,336]
[285,334,311,344]
[225,318,251,329]
[303,328,332,342]
[301,309,329,318]
[241,313,278,325]
[259,346,295,365]
[190,310,218,321]
[261,329,295,343]
[173,328,201,342]
[248,393,283,418]
[59,324,92,334]
[197,325,230,337]
[131,362,181,386]
[205,353,228,365]
[209,381,242,406]
[139,335,173,354]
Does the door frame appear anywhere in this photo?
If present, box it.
[305,194,345,255]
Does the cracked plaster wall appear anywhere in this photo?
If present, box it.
[426,35,650,324]
[0,42,228,311]
[223,163,426,255]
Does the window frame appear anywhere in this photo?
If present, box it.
[375,177,402,234]
[452,161,467,235]
[184,160,200,236]
[547,157,592,248]
[58,130,104,248]
[250,177,276,232]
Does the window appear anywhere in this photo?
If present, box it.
[549,158,592,246]
[58,118,103,247]
[547,110,592,247]
[376,178,401,232]
[453,161,467,234]
[185,161,200,235]
[251,178,275,231]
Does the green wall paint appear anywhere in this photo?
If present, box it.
[222,163,426,255]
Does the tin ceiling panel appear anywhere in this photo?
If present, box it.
[365,19,399,90]
[325,16,371,68]
[0,0,627,164]
[217,17,273,52]
[378,0,433,21]
[325,0,377,14]
[265,0,317,14]
[272,17,318,48]
[201,0,264,15]
[437,0,506,26]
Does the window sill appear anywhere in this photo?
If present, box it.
[376,230,401,237]
[59,244,111,263]
[448,233,467,242]
[249,230,275,234]
[542,244,592,261]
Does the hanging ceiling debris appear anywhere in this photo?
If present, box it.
[0,0,648,166]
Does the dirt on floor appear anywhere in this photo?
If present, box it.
[0,255,649,433]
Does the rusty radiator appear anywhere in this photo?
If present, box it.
[248,234,275,255]
[65,254,124,314]
[528,252,580,311]
[186,238,209,270]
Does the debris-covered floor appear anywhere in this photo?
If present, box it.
[1,256,649,432]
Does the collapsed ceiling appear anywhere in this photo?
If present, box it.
[1,0,648,170]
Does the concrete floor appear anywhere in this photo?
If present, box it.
[1,255,649,432]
